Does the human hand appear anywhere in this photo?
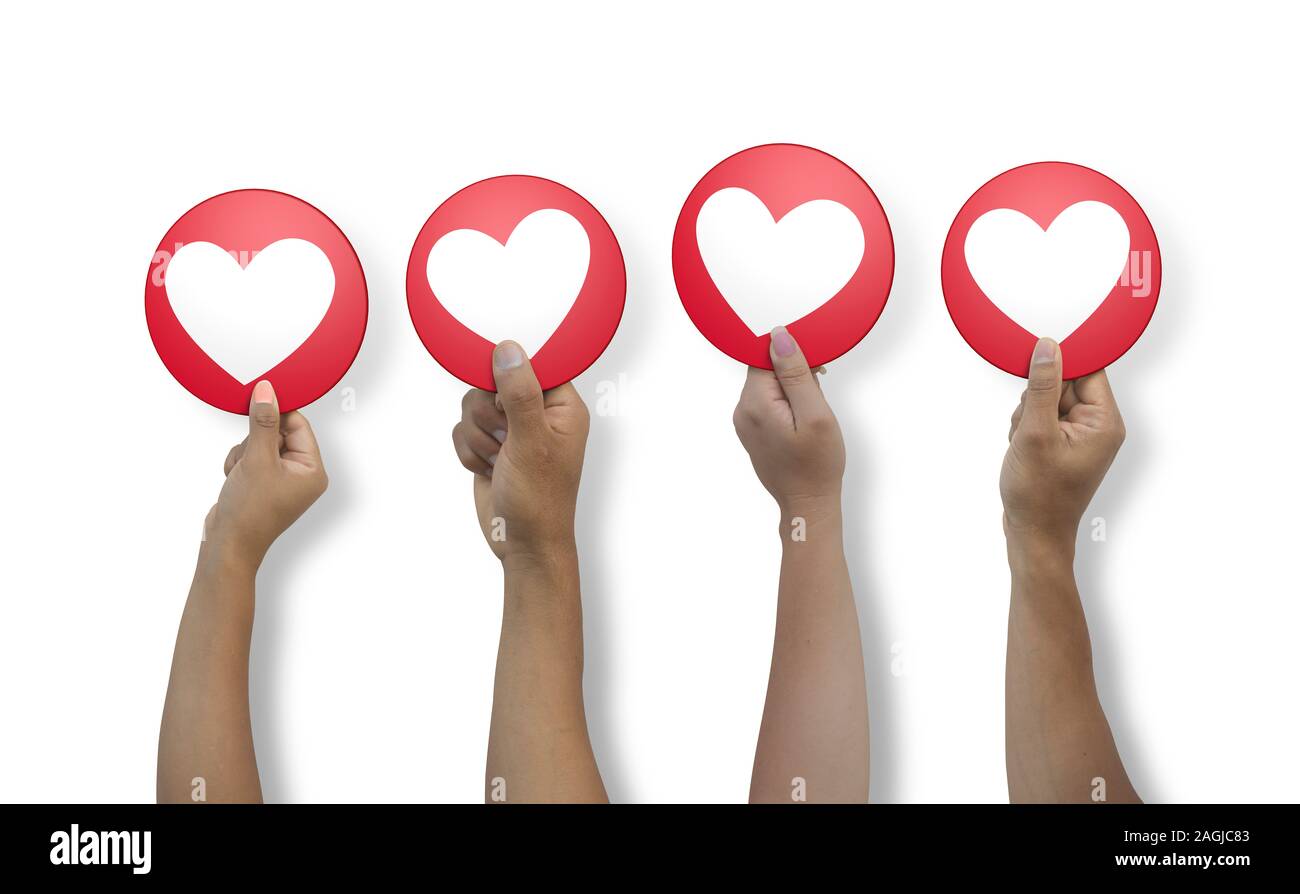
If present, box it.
[1000,337,1125,545]
[733,326,846,517]
[451,341,590,564]
[205,380,329,568]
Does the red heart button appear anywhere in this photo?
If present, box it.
[672,143,894,368]
[144,189,368,413]
[942,162,1161,379]
[406,175,626,391]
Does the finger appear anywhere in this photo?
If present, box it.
[247,380,282,462]
[281,410,322,463]
[1058,380,1081,416]
[491,341,547,440]
[769,326,829,424]
[224,438,248,476]
[463,390,508,443]
[542,381,583,410]
[739,364,785,412]
[462,420,503,467]
[452,421,494,476]
[1072,368,1117,408]
[1020,338,1063,438]
[1008,402,1024,442]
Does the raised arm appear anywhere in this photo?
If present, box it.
[735,327,869,804]
[1000,338,1139,803]
[451,342,606,803]
[158,381,327,803]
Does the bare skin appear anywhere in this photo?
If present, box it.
[735,327,869,804]
[1001,337,1139,803]
[452,341,606,804]
[158,380,328,803]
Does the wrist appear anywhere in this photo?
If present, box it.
[189,537,259,630]
[198,533,263,581]
[778,494,842,544]
[1004,515,1076,577]
[502,539,579,585]
[501,542,582,636]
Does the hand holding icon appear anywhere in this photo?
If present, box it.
[1000,339,1138,803]
[205,380,329,569]
[733,326,846,517]
[451,340,606,803]
[1000,337,1125,547]
[734,325,868,803]
[452,341,591,564]
[160,378,328,804]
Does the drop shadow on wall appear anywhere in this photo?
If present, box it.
[248,232,395,803]
[569,234,650,804]
[1069,225,1186,805]
[823,195,922,803]
[248,462,350,803]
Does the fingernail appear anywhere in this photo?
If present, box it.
[494,341,525,370]
[1032,338,1056,366]
[486,453,497,466]
[252,380,275,405]
[771,326,796,358]
[492,429,507,444]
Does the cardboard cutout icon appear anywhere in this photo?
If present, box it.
[406,175,626,391]
[145,189,368,413]
[673,143,894,368]
[942,162,1161,379]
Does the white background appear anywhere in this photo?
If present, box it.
[2,1,1297,803]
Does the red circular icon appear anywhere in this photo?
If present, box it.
[145,189,368,413]
[942,162,1161,379]
[672,143,894,368]
[406,175,626,391]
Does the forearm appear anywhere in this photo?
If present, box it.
[157,541,262,803]
[1005,529,1138,803]
[486,545,606,803]
[751,497,869,803]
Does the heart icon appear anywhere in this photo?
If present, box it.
[145,189,368,413]
[406,175,626,391]
[426,209,590,357]
[673,144,894,369]
[964,201,1130,342]
[165,238,335,385]
[941,162,1160,379]
[696,188,865,336]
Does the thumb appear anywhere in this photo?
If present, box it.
[491,341,547,439]
[1021,337,1063,435]
[247,379,282,461]
[769,326,826,422]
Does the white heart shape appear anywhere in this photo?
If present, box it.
[696,187,865,336]
[964,200,1131,341]
[164,239,335,385]
[426,209,590,356]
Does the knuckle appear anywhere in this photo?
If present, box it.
[1019,426,1051,449]
[807,413,836,436]
[779,368,813,389]
[732,405,760,433]
[461,390,480,412]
